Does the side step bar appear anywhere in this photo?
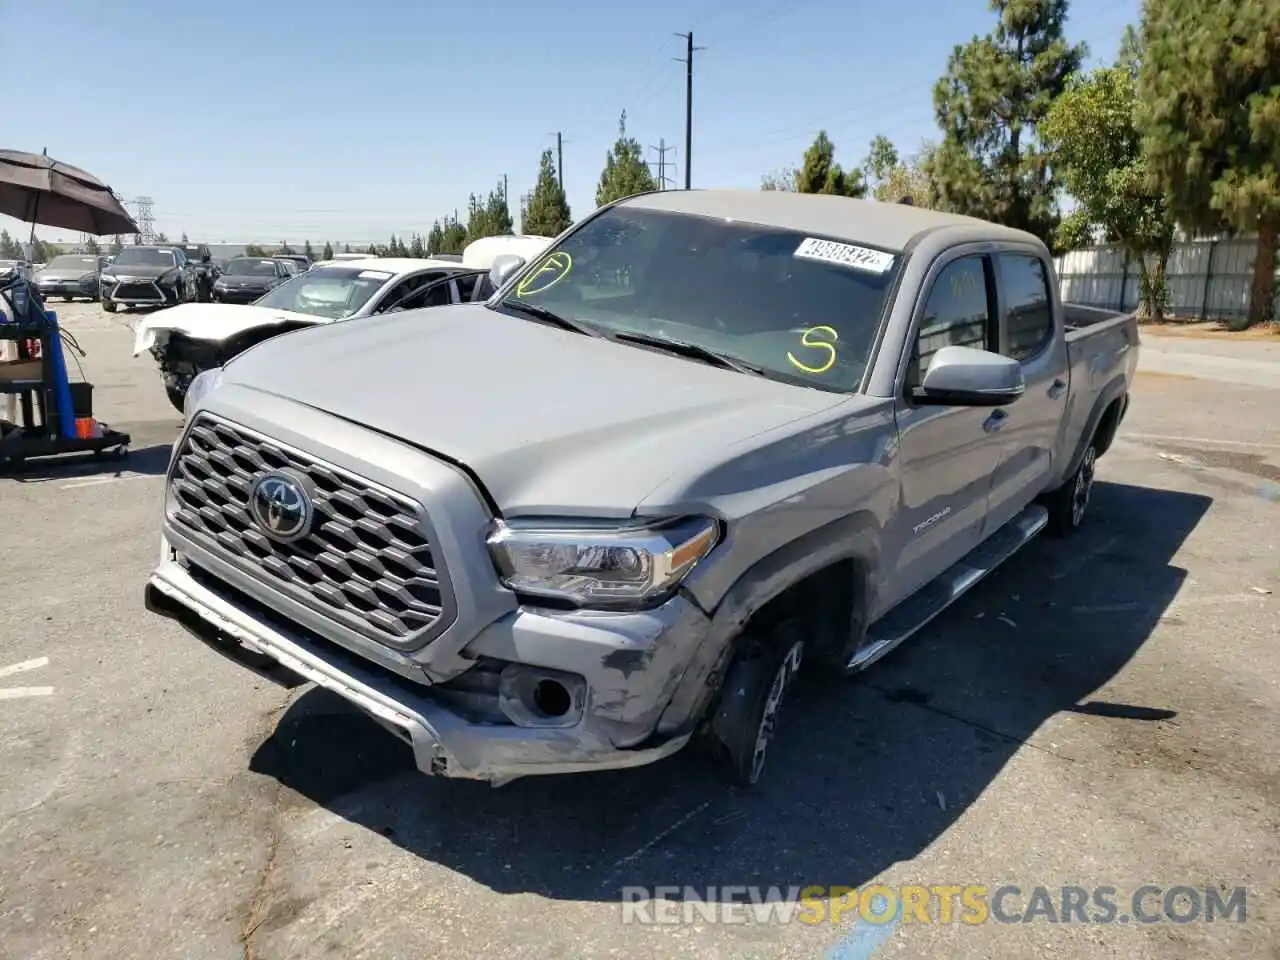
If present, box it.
[848,504,1049,673]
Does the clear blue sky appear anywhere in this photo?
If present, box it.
[5,0,1139,247]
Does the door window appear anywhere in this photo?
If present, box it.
[906,255,994,389]
[382,272,452,312]
[997,254,1054,361]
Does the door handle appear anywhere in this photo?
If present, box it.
[983,410,1008,433]
[1048,378,1067,399]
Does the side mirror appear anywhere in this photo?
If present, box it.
[912,345,1025,406]
[489,254,525,291]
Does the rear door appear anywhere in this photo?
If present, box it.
[879,249,1004,614]
[984,250,1070,531]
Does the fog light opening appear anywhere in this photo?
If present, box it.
[532,678,571,718]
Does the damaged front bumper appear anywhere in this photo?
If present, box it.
[145,546,714,783]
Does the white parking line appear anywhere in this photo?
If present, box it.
[0,687,54,701]
[1124,433,1280,450]
[60,473,158,490]
[0,657,48,679]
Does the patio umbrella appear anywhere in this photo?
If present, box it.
[0,148,140,240]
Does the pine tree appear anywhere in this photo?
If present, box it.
[426,221,444,255]
[523,149,573,236]
[795,131,865,196]
[322,241,334,260]
[440,217,468,254]
[303,239,315,259]
[596,111,657,207]
[927,0,1086,246]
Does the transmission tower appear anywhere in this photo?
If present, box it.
[133,196,156,243]
[648,140,677,190]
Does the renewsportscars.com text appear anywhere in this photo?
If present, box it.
[619,884,1248,926]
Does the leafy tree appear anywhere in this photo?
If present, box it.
[795,131,865,196]
[927,0,1086,246]
[322,241,334,260]
[366,242,379,256]
[408,233,426,258]
[440,217,467,254]
[155,232,169,243]
[1054,207,1097,253]
[31,238,62,260]
[1137,0,1280,326]
[1042,65,1177,321]
[0,230,20,259]
[244,244,268,256]
[760,168,797,191]
[181,232,189,243]
[303,239,315,260]
[110,236,124,255]
[84,236,102,254]
[276,240,295,255]
[863,135,900,187]
[523,149,573,236]
[132,234,142,245]
[342,242,352,253]
[596,111,657,206]
[426,220,444,255]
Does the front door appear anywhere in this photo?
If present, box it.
[985,251,1070,531]
[879,252,1003,616]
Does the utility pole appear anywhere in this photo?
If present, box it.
[556,132,564,190]
[674,32,704,189]
[648,139,677,190]
[519,192,532,233]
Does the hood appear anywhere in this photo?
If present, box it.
[36,267,97,281]
[132,302,321,355]
[104,263,175,279]
[221,305,848,516]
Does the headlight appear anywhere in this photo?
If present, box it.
[183,367,224,418]
[487,516,719,607]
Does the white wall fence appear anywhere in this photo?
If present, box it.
[1054,236,1277,321]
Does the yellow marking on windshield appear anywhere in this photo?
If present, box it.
[787,325,839,374]
[516,252,572,296]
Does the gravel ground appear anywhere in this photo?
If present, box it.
[1,304,1277,960]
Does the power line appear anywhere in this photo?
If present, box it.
[674,32,706,189]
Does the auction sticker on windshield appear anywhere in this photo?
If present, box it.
[793,237,894,274]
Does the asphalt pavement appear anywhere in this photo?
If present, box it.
[1,305,1276,960]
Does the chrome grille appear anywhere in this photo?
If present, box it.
[169,414,451,644]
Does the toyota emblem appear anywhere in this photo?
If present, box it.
[248,472,313,542]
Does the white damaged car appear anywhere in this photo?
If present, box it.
[134,235,553,412]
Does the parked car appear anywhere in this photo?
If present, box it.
[133,240,547,412]
[176,243,221,301]
[143,191,1138,788]
[32,253,104,301]
[273,253,313,273]
[101,245,198,313]
[211,257,293,304]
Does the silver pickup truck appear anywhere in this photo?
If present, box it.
[144,190,1138,787]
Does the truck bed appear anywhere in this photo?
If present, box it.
[1063,302,1129,334]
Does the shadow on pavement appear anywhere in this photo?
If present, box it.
[249,480,1210,904]
[0,442,171,481]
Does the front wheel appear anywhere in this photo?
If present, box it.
[102,300,117,313]
[1046,443,1097,537]
[704,628,805,787]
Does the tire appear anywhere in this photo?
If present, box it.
[1046,442,1097,537]
[102,300,117,313]
[705,627,805,787]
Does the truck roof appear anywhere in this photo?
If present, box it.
[621,189,1041,252]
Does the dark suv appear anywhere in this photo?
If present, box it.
[177,242,221,301]
[100,245,199,312]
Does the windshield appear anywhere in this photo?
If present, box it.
[113,247,177,268]
[224,258,280,277]
[46,255,100,271]
[252,265,392,319]
[497,206,900,392]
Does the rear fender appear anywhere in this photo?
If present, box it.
[1063,375,1129,480]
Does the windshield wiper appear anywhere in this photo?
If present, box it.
[609,331,768,377]
[498,299,601,337]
